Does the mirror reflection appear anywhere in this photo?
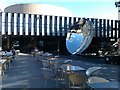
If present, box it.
[66,18,95,55]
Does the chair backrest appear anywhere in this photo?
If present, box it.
[0,64,2,70]
[68,73,86,86]
[41,60,50,68]
[41,68,56,79]
[53,62,62,72]
[87,76,110,84]
[86,67,102,77]
[63,60,72,64]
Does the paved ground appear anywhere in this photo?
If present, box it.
[0,53,120,89]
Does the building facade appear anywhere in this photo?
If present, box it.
[0,4,120,54]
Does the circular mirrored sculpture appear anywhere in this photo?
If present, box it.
[66,18,95,55]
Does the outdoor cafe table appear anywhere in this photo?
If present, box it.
[60,65,85,87]
[46,57,66,69]
[42,52,53,60]
[0,59,7,65]
[61,65,85,72]
[0,59,7,75]
[47,57,66,63]
[42,52,52,57]
[87,81,119,89]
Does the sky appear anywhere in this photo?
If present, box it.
[0,0,119,20]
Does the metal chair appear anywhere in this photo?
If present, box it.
[41,67,57,88]
[68,73,86,89]
[86,67,102,77]
[53,62,62,72]
[41,60,50,68]
[0,64,4,76]
[63,59,72,64]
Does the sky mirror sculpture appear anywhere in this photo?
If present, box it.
[66,18,95,55]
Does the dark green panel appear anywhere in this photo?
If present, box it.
[49,16,52,35]
[5,13,8,34]
[28,14,31,35]
[64,17,67,36]
[59,16,62,36]
[11,13,14,34]
[54,16,57,36]
[39,15,42,35]
[44,15,47,36]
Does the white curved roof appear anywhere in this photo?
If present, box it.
[4,4,73,17]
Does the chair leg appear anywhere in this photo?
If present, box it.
[43,78,47,88]
[0,70,2,76]
[73,83,74,90]
[56,76,58,88]
[68,79,71,88]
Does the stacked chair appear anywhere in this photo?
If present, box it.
[85,66,111,89]
[40,52,61,88]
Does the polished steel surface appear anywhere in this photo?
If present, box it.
[66,18,94,55]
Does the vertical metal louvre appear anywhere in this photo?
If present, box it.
[44,15,47,36]
[68,17,72,30]
[28,14,31,35]
[16,13,20,35]
[95,19,98,37]
[1,12,119,39]
[22,14,25,35]
[73,17,76,24]
[5,13,8,35]
[54,16,57,36]
[34,15,37,35]
[39,15,42,35]
[111,20,113,38]
[64,17,67,36]
[103,19,106,38]
[115,20,117,38]
[2,13,5,35]
[11,13,14,35]
[49,16,52,36]
[99,19,102,37]
[59,16,62,36]
[106,20,110,38]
